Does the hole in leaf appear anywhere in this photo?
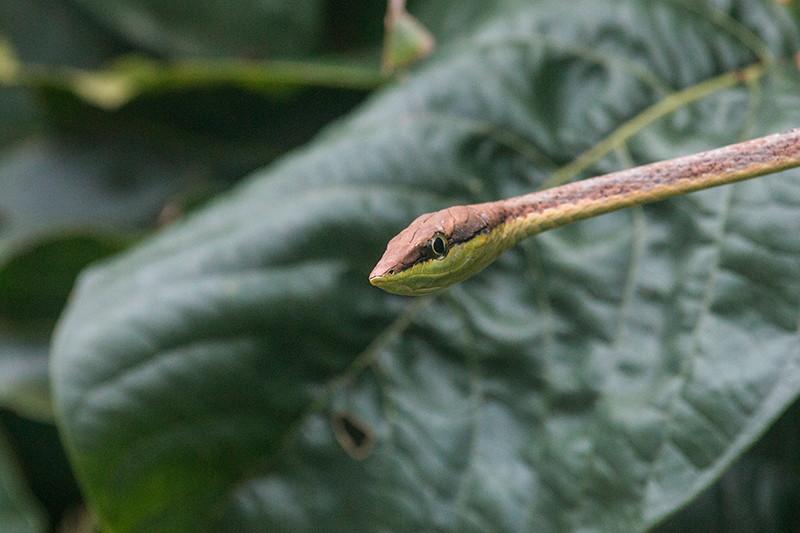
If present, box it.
[331,412,374,460]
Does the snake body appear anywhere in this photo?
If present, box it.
[370,129,800,295]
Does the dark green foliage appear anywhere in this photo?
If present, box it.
[4,0,800,532]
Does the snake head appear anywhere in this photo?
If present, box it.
[369,204,508,295]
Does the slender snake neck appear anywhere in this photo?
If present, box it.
[501,128,800,241]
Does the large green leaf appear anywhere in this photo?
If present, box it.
[52,1,800,531]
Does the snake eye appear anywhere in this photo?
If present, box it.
[429,233,449,258]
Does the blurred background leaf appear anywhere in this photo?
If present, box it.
[0,424,47,533]
[73,0,327,59]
